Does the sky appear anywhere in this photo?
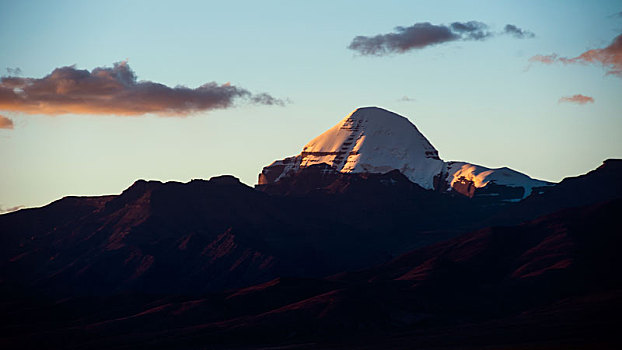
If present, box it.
[1,0,621,212]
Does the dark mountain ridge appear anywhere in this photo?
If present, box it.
[3,197,620,349]
[2,160,620,297]
[0,171,480,297]
[1,159,621,349]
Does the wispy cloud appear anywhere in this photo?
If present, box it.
[5,67,21,76]
[529,34,622,77]
[503,24,535,39]
[0,62,285,116]
[250,93,286,106]
[348,21,534,56]
[558,94,594,105]
[449,21,492,40]
[398,96,416,102]
[0,114,13,129]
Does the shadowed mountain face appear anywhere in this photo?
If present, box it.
[1,160,621,296]
[1,160,621,349]
[1,176,287,295]
[0,170,496,297]
[491,159,622,224]
[2,199,620,349]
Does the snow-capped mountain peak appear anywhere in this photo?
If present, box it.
[258,107,552,199]
[296,107,444,189]
[444,161,551,199]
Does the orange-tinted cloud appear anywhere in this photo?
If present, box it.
[530,34,622,77]
[0,62,284,116]
[0,114,13,129]
[558,94,594,105]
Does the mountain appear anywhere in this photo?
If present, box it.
[491,158,622,224]
[0,170,502,298]
[259,107,552,201]
[259,107,445,189]
[0,176,288,295]
[4,199,620,349]
[2,159,619,299]
[1,103,620,348]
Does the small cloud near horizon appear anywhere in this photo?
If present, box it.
[0,61,285,117]
[5,67,22,76]
[398,96,416,102]
[0,114,13,129]
[529,34,622,77]
[558,94,594,105]
[348,21,534,56]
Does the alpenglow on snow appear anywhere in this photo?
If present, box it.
[259,107,551,199]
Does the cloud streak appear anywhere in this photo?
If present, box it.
[398,96,416,102]
[0,114,13,129]
[529,34,622,77]
[558,94,594,105]
[0,62,284,116]
[504,24,535,39]
[348,21,533,56]
[5,67,22,76]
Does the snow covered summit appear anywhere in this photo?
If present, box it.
[259,107,551,199]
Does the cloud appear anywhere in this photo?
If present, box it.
[529,34,622,77]
[250,93,286,106]
[450,21,492,40]
[503,24,535,39]
[0,114,13,129]
[398,96,416,102]
[558,94,594,104]
[529,54,559,64]
[348,21,533,56]
[348,22,457,55]
[0,62,285,116]
[5,67,21,76]
[0,205,24,214]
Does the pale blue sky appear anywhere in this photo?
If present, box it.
[1,0,621,210]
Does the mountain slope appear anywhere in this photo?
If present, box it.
[259,107,444,190]
[443,161,551,199]
[259,107,552,200]
[0,176,290,295]
[491,158,622,224]
[2,160,619,298]
[4,199,620,350]
[0,171,501,297]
